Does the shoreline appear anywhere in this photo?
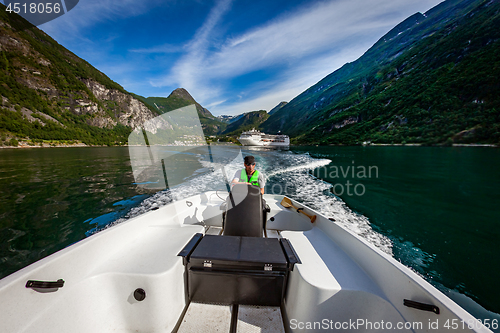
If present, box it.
[0,140,500,149]
[1,142,498,149]
[1,142,91,149]
[292,143,498,148]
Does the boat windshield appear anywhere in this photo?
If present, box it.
[128,105,248,219]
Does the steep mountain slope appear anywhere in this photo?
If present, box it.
[269,101,287,115]
[222,110,269,136]
[262,0,500,145]
[137,88,227,135]
[0,4,159,146]
[217,114,244,124]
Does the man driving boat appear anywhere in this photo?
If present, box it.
[231,155,265,194]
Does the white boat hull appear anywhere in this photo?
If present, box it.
[0,192,491,332]
[238,137,289,146]
[238,129,290,146]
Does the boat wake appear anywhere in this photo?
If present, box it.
[256,150,393,255]
[89,147,393,256]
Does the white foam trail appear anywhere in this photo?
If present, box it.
[265,158,331,179]
[99,148,393,255]
[263,153,393,255]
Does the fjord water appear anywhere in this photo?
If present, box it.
[0,147,155,279]
[0,146,499,325]
[292,146,500,320]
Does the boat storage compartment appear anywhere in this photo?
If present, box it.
[179,234,300,306]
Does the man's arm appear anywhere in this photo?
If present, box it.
[259,172,265,195]
[231,170,249,186]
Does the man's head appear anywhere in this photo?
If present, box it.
[244,155,256,173]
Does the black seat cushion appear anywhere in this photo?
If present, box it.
[223,184,263,237]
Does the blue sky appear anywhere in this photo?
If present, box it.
[30,0,444,116]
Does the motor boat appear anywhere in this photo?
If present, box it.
[0,183,493,332]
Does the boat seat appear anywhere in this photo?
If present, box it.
[282,228,390,295]
[282,228,407,326]
[90,224,205,276]
[223,184,264,237]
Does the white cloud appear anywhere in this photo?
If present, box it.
[158,0,443,115]
[40,0,167,39]
[211,44,370,116]
[129,44,184,54]
[205,99,228,109]
[154,0,233,101]
[36,0,444,116]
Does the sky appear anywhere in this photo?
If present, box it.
[12,0,444,116]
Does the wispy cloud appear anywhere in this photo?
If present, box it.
[40,0,166,38]
[212,44,370,115]
[153,0,233,101]
[129,44,184,54]
[155,0,443,115]
[36,0,443,115]
[205,99,228,109]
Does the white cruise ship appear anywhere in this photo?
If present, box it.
[238,129,290,146]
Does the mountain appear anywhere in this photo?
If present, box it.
[137,88,227,135]
[0,4,161,146]
[217,114,245,124]
[216,102,286,133]
[262,0,500,145]
[222,110,269,136]
[269,101,287,115]
[140,88,213,118]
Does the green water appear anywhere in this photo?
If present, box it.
[292,145,500,316]
[0,147,153,278]
[0,145,499,324]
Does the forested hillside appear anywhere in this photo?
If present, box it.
[223,111,269,136]
[0,4,160,146]
[262,0,500,145]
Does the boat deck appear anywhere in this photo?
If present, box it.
[175,226,287,333]
[0,192,488,333]
[177,303,285,333]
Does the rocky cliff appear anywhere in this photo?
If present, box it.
[0,4,158,146]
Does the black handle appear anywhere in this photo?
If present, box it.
[404,299,440,314]
[26,279,64,289]
[280,238,302,267]
[178,233,204,265]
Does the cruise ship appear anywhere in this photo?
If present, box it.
[238,129,290,146]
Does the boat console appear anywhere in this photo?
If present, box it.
[177,184,300,331]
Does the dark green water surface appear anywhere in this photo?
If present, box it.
[0,145,499,325]
[292,145,500,317]
[0,147,152,279]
